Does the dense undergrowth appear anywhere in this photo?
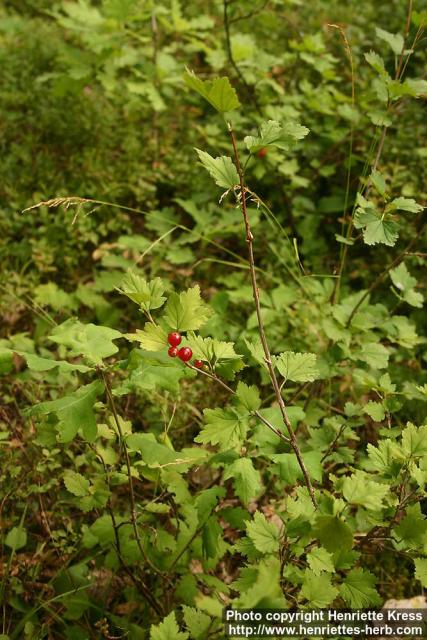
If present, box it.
[0,1,426,638]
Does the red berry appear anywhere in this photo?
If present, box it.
[257,147,268,158]
[194,359,203,369]
[178,347,192,362]
[168,332,182,347]
[168,346,178,358]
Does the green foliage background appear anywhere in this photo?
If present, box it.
[0,1,426,638]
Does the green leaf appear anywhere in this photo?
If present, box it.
[34,282,77,312]
[370,170,387,197]
[125,323,168,351]
[184,69,240,112]
[164,286,212,332]
[376,27,404,55]
[365,51,389,76]
[389,197,424,213]
[389,263,424,308]
[390,262,416,291]
[186,333,241,363]
[362,218,398,246]
[202,516,222,559]
[394,504,427,548]
[5,526,27,551]
[223,458,262,505]
[8,350,91,373]
[182,606,211,640]
[356,342,389,369]
[32,381,103,442]
[307,547,334,575]
[195,408,247,451]
[342,471,388,511]
[300,571,338,607]
[244,119,309,154]
[272,451,323,484]
[363,401,386,422]
[245,511,280,554]
[64,471,91,497]
[314,516,353,552]
[274,351,318,382]
[150,612,189,640]
[414,558,427,587]
[235,382,261,412]
[195,149,239,190]
[126,433,180,467]
[49,320,122,365]
[340,568,381,607]
[118,271,166,312]
[402,424,427,457]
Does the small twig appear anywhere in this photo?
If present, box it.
[321,424,347,463]
[228,123,317,507]
[100,369,164,578]
[187,363,290,444]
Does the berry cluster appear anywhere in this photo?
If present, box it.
[167,332,204,369]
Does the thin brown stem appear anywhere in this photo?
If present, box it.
[228,123,317,507]
[100,370,164,578]
[187,363,290,444]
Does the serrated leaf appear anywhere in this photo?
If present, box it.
[390,262,416,291]
[164,286,212,332]
[49,319,122,365]
[186,333,241,363]
[307,547,334,575]
[365,50,389,76]
[34,282,77,312]
[126,433,179,467]
[195,408,247,451]
[272,451,323,484]
[150,612,189,640]
[356,342,389,369]
[362,218,398,246]
[376,27,404,55]
[246,511,280,554]
[342,471,388,511]
[244,119,309,153]
[185,69,240,112]
[370,170,387,197]
[245,337,266,368]
[182,606,211,640]
[235,382,261,412]
[64,471,91,497]
[414,558,427,587]
[340,568,381,607]
[8,350,91,373]
[118,270,166,312]
[367,439,402,473]
[401,423,427,457]
[275,351,318,382]
[195,149,239,190]
[31,381,103,442]
[394,504,427,547]
[389,197,424,213]
[223,458,261,505]
[314,516,353,552]
[125,323,168,351]
[363,401,386,422]
[300,571,338,607]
